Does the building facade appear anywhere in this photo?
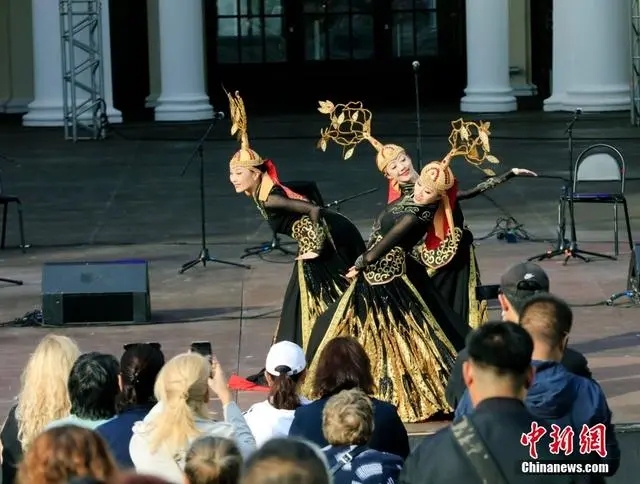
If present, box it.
[0,0,632,124]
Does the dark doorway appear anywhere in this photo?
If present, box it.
[203,0,466,113]
[530,0,552,100]
[108,0,151,121]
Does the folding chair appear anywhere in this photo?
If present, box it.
[568,144,633,257]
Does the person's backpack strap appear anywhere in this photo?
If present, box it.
[451,416,509,484]
[330,446,368,475]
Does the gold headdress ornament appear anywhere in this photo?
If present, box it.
[227,90,263,169]
[420,118,500,240]
[316,100,405,173]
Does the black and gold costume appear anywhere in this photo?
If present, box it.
[403,170,518,328]
[304,193,469,422]
[310,105,501,422]
[224,91,366,389]
[252,180,365,348]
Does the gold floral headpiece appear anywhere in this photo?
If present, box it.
[419,118,500,240]
[316,100,406,173]
[227,90,263,169]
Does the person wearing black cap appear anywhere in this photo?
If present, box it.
[444,262,592,409]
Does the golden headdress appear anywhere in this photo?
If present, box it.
[316,100,405,173]
[227,90,263,169]
[420,118,500,240]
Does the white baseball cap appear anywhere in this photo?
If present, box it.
[265,341,306,377]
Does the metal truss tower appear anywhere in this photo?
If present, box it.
[59,0,106,141]
[632,0,640,125]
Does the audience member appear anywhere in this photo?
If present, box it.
[184,436,242,484]
[456,294,620,476]
[445,262,592,408]
[289,337,409,459]
[114,475,171,484]
[400,322,576,483]
[241,437,330,484]
[98,343,165,468]
[1,334,80,484]
[16,425,119,484]
[129,353,255,483]
[47,352,120,430]
[243,341,309,447]
[322,389,403,484]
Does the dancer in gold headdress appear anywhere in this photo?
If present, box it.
[316,101,536,329]
[225,92,366,387]
[304,109,503,422]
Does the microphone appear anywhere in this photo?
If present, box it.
[412,61,420,72]
[213,111,225,120]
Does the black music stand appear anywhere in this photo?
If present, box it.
[179,122,251,273]
[527,111,614,266]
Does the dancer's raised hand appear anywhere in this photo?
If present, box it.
[512,168,537,176]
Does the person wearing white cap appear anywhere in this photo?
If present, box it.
[243,341,310,447]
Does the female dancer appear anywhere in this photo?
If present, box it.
[317,101,535,328]
[305,111,498,422]
[226,91,365,355]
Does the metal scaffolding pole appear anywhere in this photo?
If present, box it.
[59,0,106,141]
[632,0,640,125]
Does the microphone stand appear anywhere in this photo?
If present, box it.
[325,187,379,212]
[178,120,251,274]
[528,110,615,265]
[412,61,423,170]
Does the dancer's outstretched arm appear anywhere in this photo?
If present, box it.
[457,168,536,201]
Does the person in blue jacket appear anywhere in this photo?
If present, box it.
[455,293,620,477]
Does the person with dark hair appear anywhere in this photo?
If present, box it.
[224,90,365,375]
[445,262,592,408]
[46,352,120,430]
[289,337,409,459]
[243,341,309,447]
[400,322,577,484]
[97,343,165,468]
[241,437,330,484]
[456,294,620,478]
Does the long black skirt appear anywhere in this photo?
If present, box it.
[303,255,469,423]
[429,229,488,328]
[247,211,365,384]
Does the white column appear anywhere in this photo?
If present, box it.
[22,0,64,126]
[561,0,630,112]
[543,0,570,111]
[23,0,121,126]
[460,0,516,112]
[100,0,122,123]
[155,0,213,121]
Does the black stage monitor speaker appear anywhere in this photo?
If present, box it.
[42,260,151,325]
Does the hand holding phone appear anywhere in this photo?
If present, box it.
[190,341,212,358]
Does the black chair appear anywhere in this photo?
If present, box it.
[0,173,26,253]
[562,144,633,257]
[241,180,325,259]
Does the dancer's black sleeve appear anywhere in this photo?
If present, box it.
[355,214,420,268]
[264,194,322,224]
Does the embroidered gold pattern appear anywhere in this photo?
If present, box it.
[414,227,463,270]
[291,216,327,254]
[362,236,406,286]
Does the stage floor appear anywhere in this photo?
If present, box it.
[1,111,639,434]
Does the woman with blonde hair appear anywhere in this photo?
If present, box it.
[1,334,81,484]
[16,424,118,484]
[129,353,255,483]
[184,436,242,484]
